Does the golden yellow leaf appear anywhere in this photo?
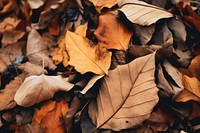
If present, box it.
[89,52,158,131]
[189,54,200,80]
[75,22,88,37]
[94,12,133,51]
[65,31,112,74]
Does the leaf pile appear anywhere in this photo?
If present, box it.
[0,0,200,133]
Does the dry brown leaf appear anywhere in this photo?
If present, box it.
[18,62,47,77]
[14,74,74,107]
[49,16,60,36]
[177,2,200,32]
[32,100,68,133]
[27,29,56,70]
[89,0,117,12]
[0,17,21,33]
[175,89,200,102]
[27,0,44,9]
[16,124,45,133]
[89,52,159,131]
[66,31,111,75]
[0,0,18,15]
[0,74,25,111]
[94,12,133,51]
[1,30,25,45]
[118,0,173,26]
[189,55,200,80]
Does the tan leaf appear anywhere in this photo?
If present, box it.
[0,17,21,33]
[66,31,112,74]
[0,74,25,111]
[89,0,117,12]
[27,29,56,70]
[94,12,133,51]
[75,22,88,37]
[27,0,44,9]
[18,62,47,77]
[89,52,159,131]
[1,30,25,45]
[118,0,173,26]
[17,124,45,133]
[14,74,74,107]
[32,100,68,133]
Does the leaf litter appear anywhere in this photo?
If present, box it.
[0,0,200,133]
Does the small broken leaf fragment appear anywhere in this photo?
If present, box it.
[118,0,173,26]
[32,100,68,133]
[89,52,159,131]
[94,12,133,50]
[0,74,25,111]
[89,0,117,12]
[14,74,74,107]
[66,31,111,74]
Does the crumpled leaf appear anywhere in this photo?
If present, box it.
[48,16,60,36]
[94,12,133,51]
[14,74,74,107]
[18,62,47,77]
[0,74,25,111]
[32,100,68,133]
[1,30,25,45]
[89,0,117,12]
[118,0,173,26]
[27,29,56,70]
[66,31,112,75]
[0,0,18,15]
[89,52,159,131]
[27,0,44,9]
[0,17,21,33]
[177,1,200,32]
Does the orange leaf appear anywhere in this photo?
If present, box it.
[49,16,60,36]
[94,11,133,51]
[32,100,68,133]
[189,55,200,80]
[177,2,200,32]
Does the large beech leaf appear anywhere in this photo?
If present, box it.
[118,0,173,26]
[65,31,111,75]
[14,74,74,107]
[88,52,159,131]
[94,12,133,51]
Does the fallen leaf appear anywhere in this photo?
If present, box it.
[89,52,159,131]
[66,31,111,74]
[128,45,154,58]
[0,74,25,111]
[118,0,173,26]
[32,100,68,133]
[89,0,117,12]
[49,16,60,36]
[26,29,56,70]
[17,124,45,133]
[0,17,21,33]
[75,21,88,37]
[177,2,200,32]
[175,89,200,102]
[18,62,47,77]
[147,107,175,132]
[27,0,44,9]
[14,74,74,107]
[1,30,25,45]
[110,50,127,69]
[0,58,7,73]
[182,75,200,98]
[0,0,18,15]
[189,55,200,80]
[94,12,133,50]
